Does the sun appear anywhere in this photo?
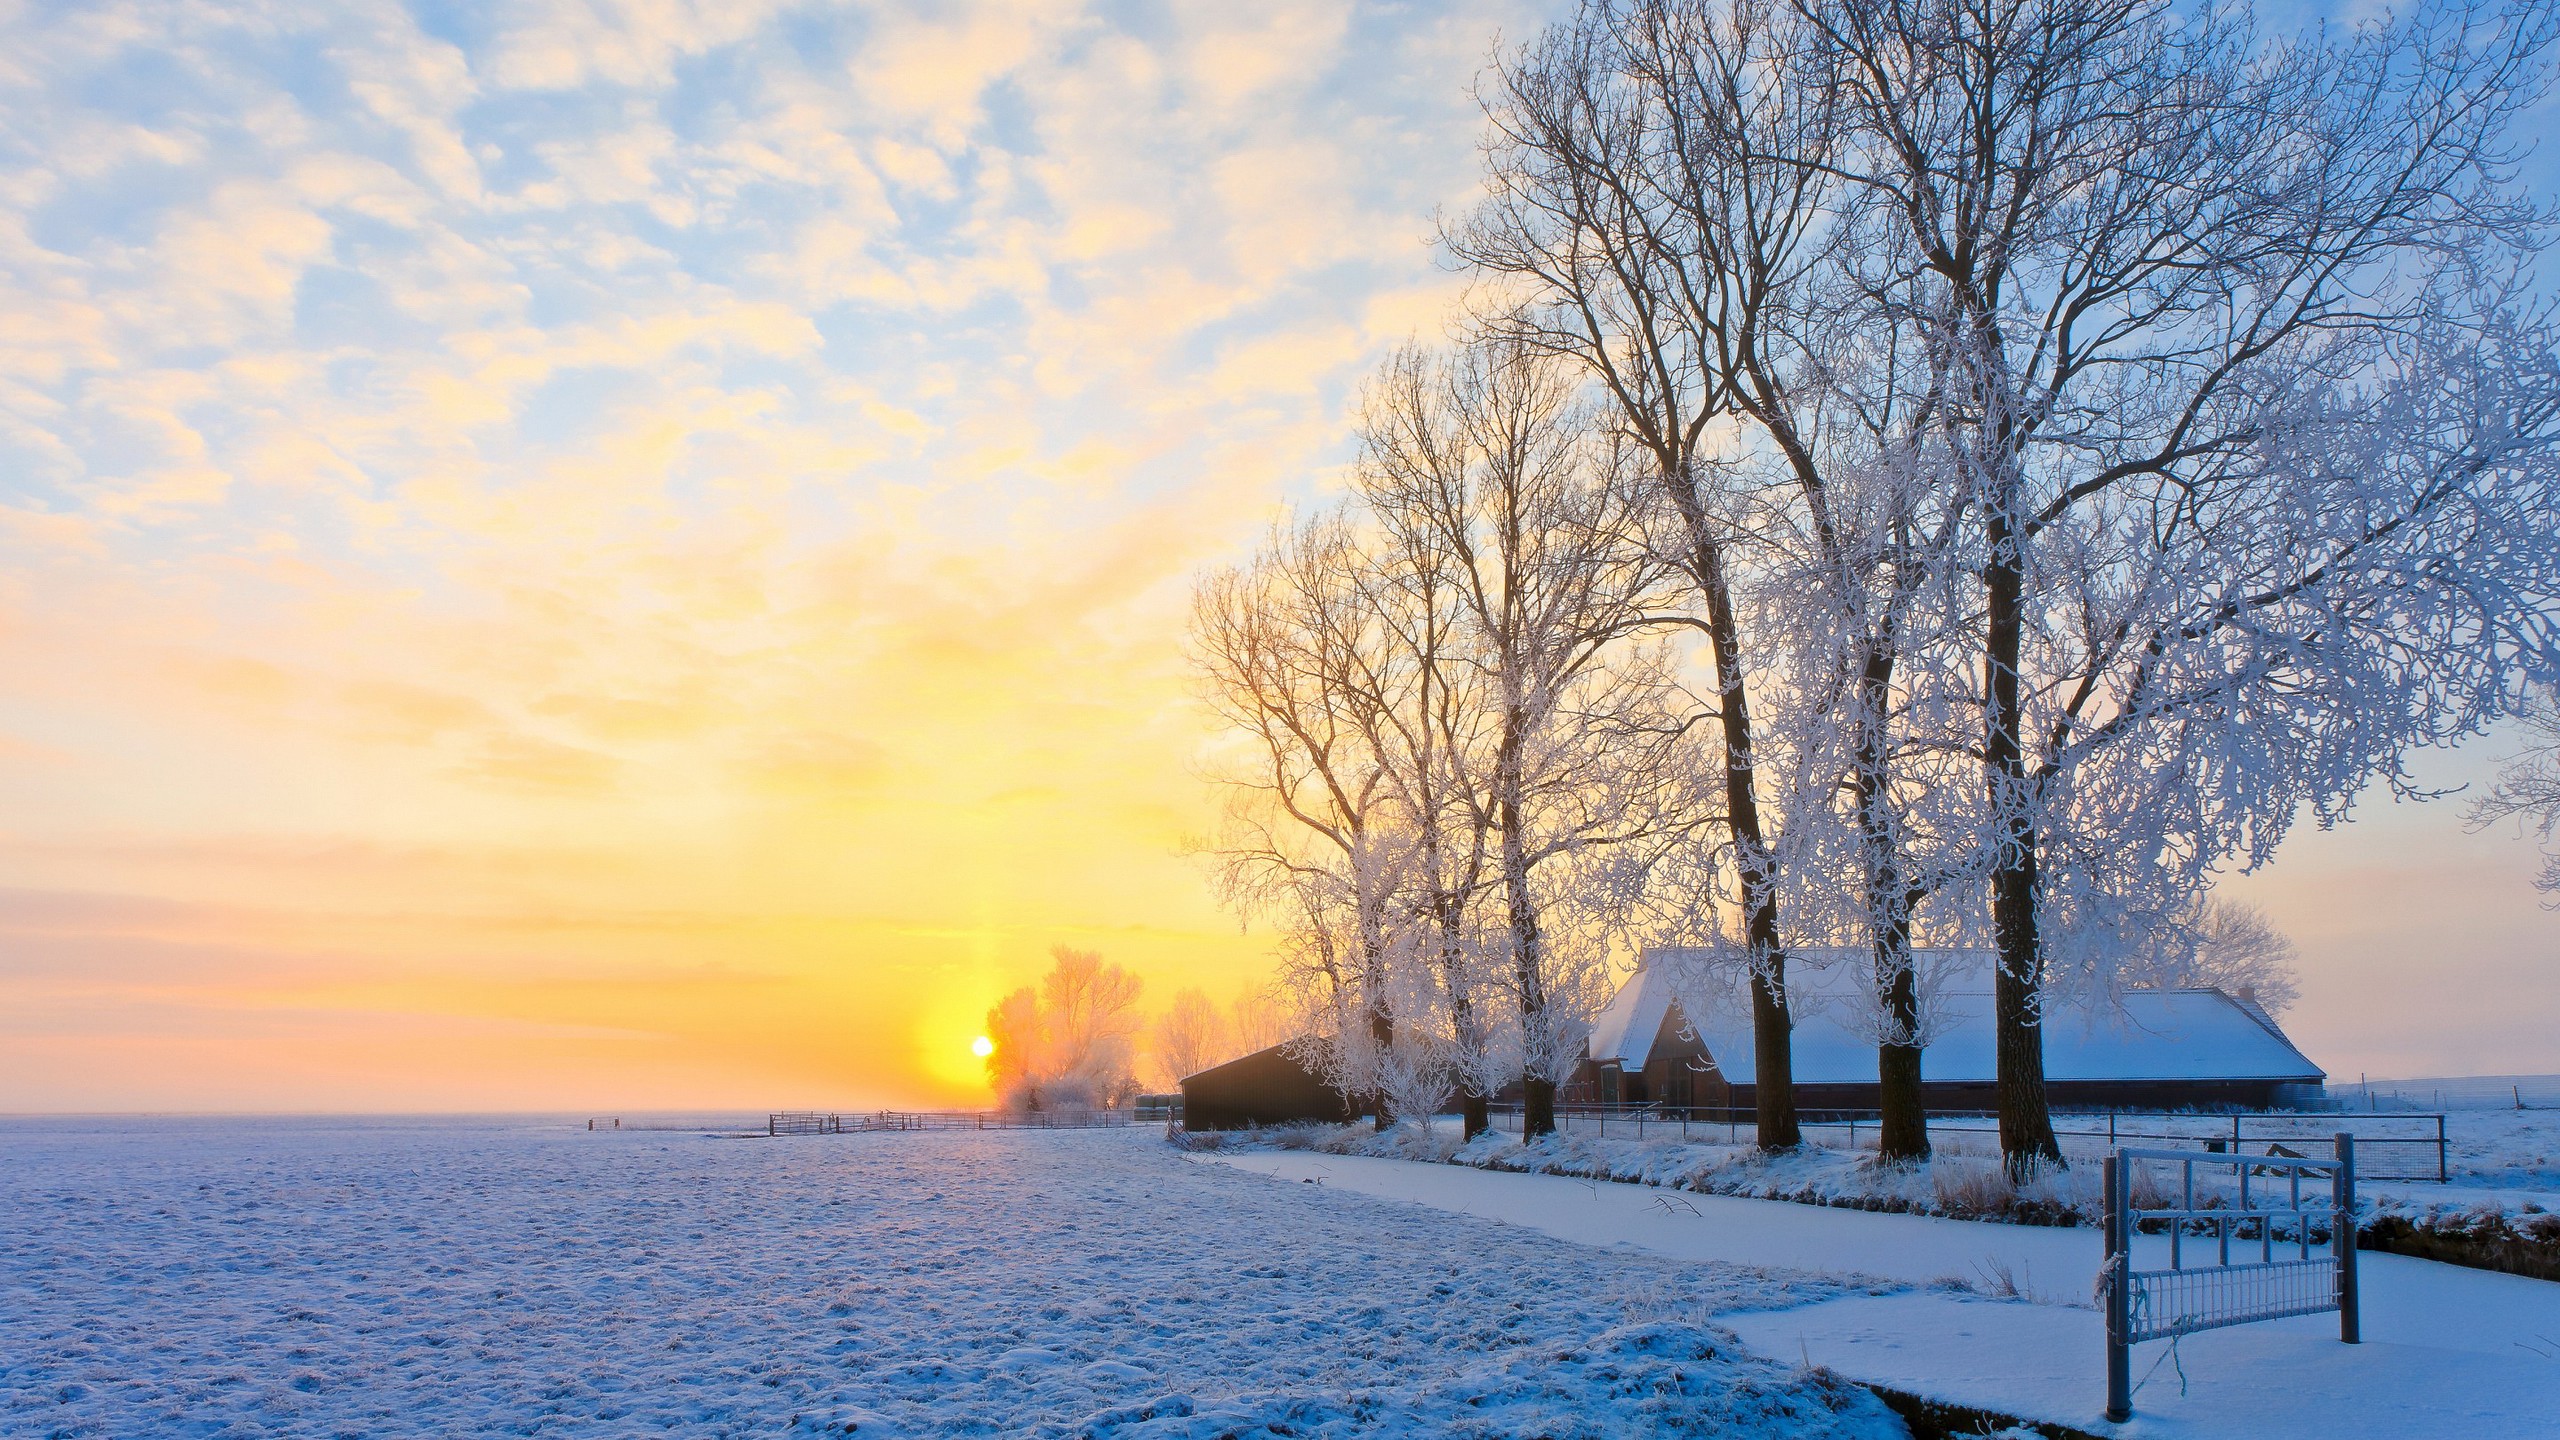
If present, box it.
[970,1035,994,1059]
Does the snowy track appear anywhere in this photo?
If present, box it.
[2,1118,1903,1438]
[1210,1148,2560,1438]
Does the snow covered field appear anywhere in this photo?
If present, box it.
[1211,1148,2560,1438]
[0,1117,1906,1438]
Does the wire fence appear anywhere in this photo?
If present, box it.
[1477,1103,2450,1181]
[763,1108,1146,1136]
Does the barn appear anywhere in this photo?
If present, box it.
[1568,948,2327,1112]
[1178,1041,1358,1130]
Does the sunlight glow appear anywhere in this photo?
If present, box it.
[971,1036,995,1059]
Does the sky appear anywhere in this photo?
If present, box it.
[0,0,2552,1113]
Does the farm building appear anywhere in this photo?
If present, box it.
[1177,948,2327,1128]
[1567,948,2327,1112]
[1178,1041,1358,1130]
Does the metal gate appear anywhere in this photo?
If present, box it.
[2101,1135,2360,1422]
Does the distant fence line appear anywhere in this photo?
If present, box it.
[765,1108,1145,1136]
[1478,1104,2451,1182]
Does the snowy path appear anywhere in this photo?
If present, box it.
[1211,1149,2560,1437]
[2,1117,1905,1438]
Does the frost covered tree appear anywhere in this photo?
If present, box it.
[1189,514,1415,1125]
[1228,991,1289,1057]
[1802,0,2560,1174]
[1150,988,1230,1088]
[983,946,1146,1111]
[1454,0,1861,1150]
[2470,683,2560,897]
[2123,897,2301,1016]
[1459,0,2009,1158]
[1355,338,1715,1136]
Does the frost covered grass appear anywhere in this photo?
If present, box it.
[1231,1107,2560,1282]
[1,1116,1909,1439]
[1239,1123,2105,1229]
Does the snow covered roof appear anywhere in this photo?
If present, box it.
[1586,959,1681,1068]
[1632,947,2324,1085]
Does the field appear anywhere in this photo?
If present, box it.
[0,1117,1903,1439]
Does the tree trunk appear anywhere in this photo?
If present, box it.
[1855,642,1929,1161]
[1365,990,1395,1133]
[1499,704,1561,1143]
[1439,905,1489,1142]
[1523,1075,1557,1138]
[1875,973,1929,1160]
[1986,504,2062,1178]
[1874,923,1930,1160]
[1667,469,1799,1151]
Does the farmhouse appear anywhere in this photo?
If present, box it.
[1569,948,2327,1112]
[1177,948,2326,1128]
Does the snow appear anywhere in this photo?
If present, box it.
[0,1116,1905,1438]
[1362,1105,2560,1228]
[1210,1147,2560,1437]
[1658,949,2322,1086]
[1586,961,1680,1069]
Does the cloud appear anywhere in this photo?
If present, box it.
[483,0,794,92]
[0,0,1537,1110]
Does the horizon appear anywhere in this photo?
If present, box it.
[4,0,2557,1115]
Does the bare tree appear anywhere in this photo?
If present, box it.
[1356,338,1714,1136]
[2124,896,2301,1015]
[1456,0,1847,1148]
[2471,684,2560,898]
[1228,990,1289,1056]
[1151,988,1230,1087]
[1189,514,1415,1125]
[1801,0,2560,1174]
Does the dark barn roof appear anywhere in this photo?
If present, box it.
[1179,1041,1353,1130]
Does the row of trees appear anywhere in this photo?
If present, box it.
[1193,0,2560,1175]
[981,947,1284,1108]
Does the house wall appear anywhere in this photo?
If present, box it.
[1718,1077,2321,1113]
[1564,1071,2318,1115]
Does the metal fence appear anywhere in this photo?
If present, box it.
[1477,1102,2448,1181]
[2101,1137,2359,1422]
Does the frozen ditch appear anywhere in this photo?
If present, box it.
[2,1117,1907,1438]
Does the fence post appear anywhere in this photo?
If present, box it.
[2104,1154,2132,1423]
[2334,1133,2359,1344]
[2436,1114,2447,1184]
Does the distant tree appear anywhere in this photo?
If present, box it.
[2471,685,2560,899]
[1151,988,1229,1087]
[2125,897,2301,1016]
[1228,991,1287,1056]
[982,946,1146,1111]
